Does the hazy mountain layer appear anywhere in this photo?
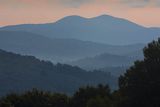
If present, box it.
[0,31,144,63]
[0,49,118,96]
[69,53,135,70]
[1,15,160,45]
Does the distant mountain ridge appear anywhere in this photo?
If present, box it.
[0,31,144,63]
[69,53,135,70]
[1,15,160,45]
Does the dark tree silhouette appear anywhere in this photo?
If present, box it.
[0,89,70,107]
[71,84,112,107]
[119,39,160,107]
[86,96,111,107]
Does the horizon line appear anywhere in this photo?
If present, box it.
[1,14,160,28]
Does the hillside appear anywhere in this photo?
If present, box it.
[0,49,118,96]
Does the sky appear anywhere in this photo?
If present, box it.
[0,0,160,27]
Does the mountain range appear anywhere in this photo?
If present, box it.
[0,15,158,77]
[69,53,135,70]
[0,14,157,95]
[0,49,117,96]
[0,31,144,64]
[1,15,160,45]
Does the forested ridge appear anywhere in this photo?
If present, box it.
[0,49,117,96]
[1,39,160,107]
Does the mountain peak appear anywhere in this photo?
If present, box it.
[64,15,86,19]
[93,14,115,19]
[55,15,87,23]
[56,14,117,23]
[1,14,159,45]
[59,14,115,21]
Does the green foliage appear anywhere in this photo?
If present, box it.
[71,84,112,107]
[0,89,70,107]
[0,85,113,107]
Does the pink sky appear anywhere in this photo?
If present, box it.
[0,0,160,27]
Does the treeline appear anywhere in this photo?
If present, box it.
[1,39,160,107]
[0,85,112,107]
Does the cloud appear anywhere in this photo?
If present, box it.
[1,0,159,8]
[155,0,160,7]
[120,0,160,8]
[49,0,96,8]
[120,0,151,7]
[54,0,160,8]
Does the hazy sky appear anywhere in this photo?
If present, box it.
[0,0,160,27]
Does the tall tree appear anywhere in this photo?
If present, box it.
[119,39,160,107]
